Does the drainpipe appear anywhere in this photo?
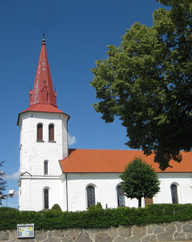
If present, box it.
[66,173,68,211]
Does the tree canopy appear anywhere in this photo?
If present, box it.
[119,157,160,207]
[90,0,192,170]
[0,161,6,205]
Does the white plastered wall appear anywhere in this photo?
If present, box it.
[18,171,192,212]
[154,172,192,204]
[19,111,68,176]
[18,111,68,211]
[19,175,66,211]
[65,172,192,212]
[66,173,139,212]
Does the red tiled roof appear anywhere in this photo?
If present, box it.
[22,103,65,114]
[60,149,192,173]
[17,103,69,125]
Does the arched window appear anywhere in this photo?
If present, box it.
[171,184,178,204]
[37,123,43,141]
[44,160,48,175]
[44,188,49,209]
[87,185,95,207]
[49,124,54,141]
[117,185,125,207]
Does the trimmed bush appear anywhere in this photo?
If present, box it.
[88,202,103,211]
[1,204,192,230]
[51,204,62,212]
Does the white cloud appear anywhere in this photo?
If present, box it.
[4,170,20,181]
[68,134,77,146]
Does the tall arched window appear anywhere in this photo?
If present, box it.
[44,160,48,175]
[37,123,43,141]
[117,185,125,207]
[44,188,49,209]
[49,124,54,141]
[87,185,95,207]
[171,184,178,204]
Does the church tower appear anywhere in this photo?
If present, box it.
[17,36,69,211]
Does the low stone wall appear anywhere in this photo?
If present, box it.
[1,221,192,242]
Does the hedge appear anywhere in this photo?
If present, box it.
[0,204,192,230]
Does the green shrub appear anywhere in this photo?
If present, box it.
[88,202,103,211]
[0,207,18,212]
[88,205,96,211]
[95,202,103,210]
[51,204,62,212]
[1,204,192,230]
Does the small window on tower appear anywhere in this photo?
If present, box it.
[44,160,48,175]
[49,124,54,141]
[37,123,43,141]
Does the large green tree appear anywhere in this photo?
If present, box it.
[0,161,6,205]
[90,0,192,170]
[119,157,160,207]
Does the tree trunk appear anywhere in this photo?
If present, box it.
[138,197,142,207]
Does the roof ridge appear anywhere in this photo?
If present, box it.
[68,148,136,151]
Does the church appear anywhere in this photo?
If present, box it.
[17,37,192,212]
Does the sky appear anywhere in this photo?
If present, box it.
[0,0,165,208]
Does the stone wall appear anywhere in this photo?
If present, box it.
[1,221,192,242]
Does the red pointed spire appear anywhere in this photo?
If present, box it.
[17,35,70,124]
[29,35,57,108]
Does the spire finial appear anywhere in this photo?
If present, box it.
[42,33,45,43]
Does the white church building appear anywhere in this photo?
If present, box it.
[17,37,192,212]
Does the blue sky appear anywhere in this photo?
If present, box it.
[0,0,164,208]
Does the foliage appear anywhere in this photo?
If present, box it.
[90,0,192,170]
[87,205,95,210]
[51,204,62,212]
[0,161,7,205]
[1,204,192,230]
[119,157,160,207]
[88,202,103,211]
[95,202,103,209]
